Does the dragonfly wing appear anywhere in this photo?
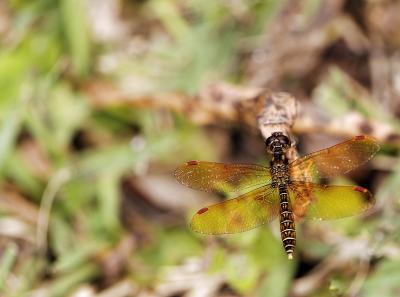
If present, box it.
[289,135,380,183]
[174,161,271,193]
[191,185,279,234]
[289,182,375,220]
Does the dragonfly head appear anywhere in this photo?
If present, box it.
[266,132,291,154]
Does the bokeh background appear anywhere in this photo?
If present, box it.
[1,0,400,296]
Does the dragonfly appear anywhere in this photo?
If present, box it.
[174,133,380,259]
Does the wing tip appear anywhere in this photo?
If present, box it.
[354,135,378,141]
[353,186,375,206]
[353,135,381,162]
[186,160,200,166]
[190,211,242,235]
[174,161,198,178]
[354,135,368,141]
[353,185,369,193]
[197,207,209,214]
[354,135,381,150]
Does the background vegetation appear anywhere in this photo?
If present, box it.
[0,0,400,296]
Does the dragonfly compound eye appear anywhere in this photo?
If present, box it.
[278,135,291,148]
[265,134,279,152]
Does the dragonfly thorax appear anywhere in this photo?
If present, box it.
[270,159,291,187]
[267,133,291,187]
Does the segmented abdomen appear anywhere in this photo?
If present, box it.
[279,186,296,258]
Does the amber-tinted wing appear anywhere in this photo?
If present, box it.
[174,161,271,194]
[191,185,279,234]
[289,135,380,183]
[288,182,375,220]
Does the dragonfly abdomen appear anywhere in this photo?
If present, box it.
[279,186,296,260]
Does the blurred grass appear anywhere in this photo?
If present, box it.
[0,0,400,296]
[0,243,18,291]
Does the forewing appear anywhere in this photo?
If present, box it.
[289,135,380,183]
[175,161,271,193]
[191,185,279,234]
[289,182,375,220]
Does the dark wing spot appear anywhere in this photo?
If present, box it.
[197,207,209,214]
[186,160,199,165]
[231,214,244,226]
[354,135,367,141]
[353,186,375,203]
[353,186,368,193]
